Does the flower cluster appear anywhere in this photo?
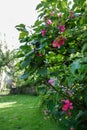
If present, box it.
[52,36,66,48]
[62,99,73,116]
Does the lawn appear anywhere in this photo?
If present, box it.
[0,95,65,130]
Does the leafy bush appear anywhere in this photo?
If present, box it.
[16,0,87,129]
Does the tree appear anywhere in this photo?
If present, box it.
[0,37,16,91]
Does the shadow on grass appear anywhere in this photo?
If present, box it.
[0,94,65,130]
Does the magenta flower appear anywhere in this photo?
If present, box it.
[41,30,47,37]
[52,36,66,48]
[59,36,66,45]
[48,79,54,86]
[47,19,52,25]
[52,38,59,48]
[62,99,73,112]
[59,25,66,32]
[62,104,69,111]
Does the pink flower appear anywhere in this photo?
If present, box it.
[62,99,73,112]
[52,38,59,48]
[52,36,66,48]
[70,127,74,130]
[47,19,52,25]
[69,104,73,109]
[59,36,66,45]
[62,104,69,111]
[48,79,54,86]
[59,25,66,32]
[41,30,47,37]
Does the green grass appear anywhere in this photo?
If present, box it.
[0,95,64,130]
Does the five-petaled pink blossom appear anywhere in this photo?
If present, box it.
[52,36,66,48]
[47,19,52,25]
[59,25,66,32]
[48,79,54,86]
[41,30,47,37]
[62,99,73,112]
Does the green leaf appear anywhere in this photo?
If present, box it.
[71,59,80,73]
[37,67,47,77]
[37,85,47,95]
[47,100,54,111]
[20,45,30,50]
[67,77,75,86]
[15,24,26,31]
[36,2,43,10]
[20,72,30,79]
[25,50,34,57]
[19,31,28,39]
[21,58,31,69]
[82,43,87,53]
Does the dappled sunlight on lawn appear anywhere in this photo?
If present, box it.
[0,101,17,109]
[0,95,65,130]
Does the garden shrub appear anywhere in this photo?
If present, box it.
[16,0,87,129]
